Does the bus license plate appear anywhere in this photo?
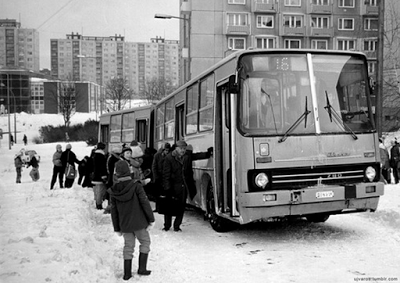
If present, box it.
[316,191,334,199]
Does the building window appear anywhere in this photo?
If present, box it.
[284,15,303,28]
[312,0,329,4]
[368,61,376,74]
[364,39,377,51]
[311,39,328,49]
[255,37,275,49]
[228,37,246,50]
[257,15,274,28]
[311,16,329,28]
[228,0,245,4]
[338,18,354,30]
[366,0,377,6]
[337,39,356,50]
[338,0,354,8]
[227,13,248,26]
[284,39,301,49]
[284,0,301,6]
[364,18,378,31]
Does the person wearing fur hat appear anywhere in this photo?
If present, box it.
[109,159,155,280]
[92,142,108,210]
[50,144,64,189]
[162,140,213,231]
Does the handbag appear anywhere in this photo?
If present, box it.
[65,164,76,179]
[65,152,76,179]
[157,195,182,216]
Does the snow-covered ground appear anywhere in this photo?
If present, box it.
[0,113,399,283]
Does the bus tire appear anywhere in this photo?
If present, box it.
[206,182,235,233]
[306,213,330,223]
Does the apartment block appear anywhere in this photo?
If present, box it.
[50,33,180,96]
[0,19,40,72]
[180,0,378,80]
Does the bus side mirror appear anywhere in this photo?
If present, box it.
[228,75,239,94]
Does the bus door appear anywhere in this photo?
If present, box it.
[216,83,236,216]
[175,103,185,142]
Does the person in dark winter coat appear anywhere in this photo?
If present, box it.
[92,142,108,210]
[26,154,40,181]
[104,144,123,214]
[151,143,171,207]
[390,139,400,184]
[162,140,212,231]
[60,144,81,188]
[379,138,391,184]
[50,144,64,189]
[109,159,155,280]
[14,151,24,183]
[23,134,28,146]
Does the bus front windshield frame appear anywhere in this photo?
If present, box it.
[238,53,375,137]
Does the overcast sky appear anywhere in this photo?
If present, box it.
[0,0,180,69]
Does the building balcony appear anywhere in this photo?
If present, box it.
[309,4,332,14]
[281,26,306,36]
[364,51,377,59]
[252,1,277,13]
[363,5,378,15]
[225,25,251,35]
[310,27,334,37]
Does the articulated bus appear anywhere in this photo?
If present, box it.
[99,49,384,232]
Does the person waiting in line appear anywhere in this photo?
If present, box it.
[60,144,81,188]
[162,140,213,232]
[50,144,64,190]
[390,139,400,184]
[104,144,123,214]
[379,138,391,184]
[92,142,108,210]
[109,159,155,280]
[151,143,171,211]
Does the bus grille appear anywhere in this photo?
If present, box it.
[248,163,380,191]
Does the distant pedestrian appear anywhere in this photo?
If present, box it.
[109,159,155,280]
[50,144,64,190]
[23,134,28,146]
[92,142,108,210]
[10,134,14,146]
[26,153,40,181]
[61,144,80,188]
[14,151,23,183]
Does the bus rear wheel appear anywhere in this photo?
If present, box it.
[306,213,330,223]
[206,182,234,233]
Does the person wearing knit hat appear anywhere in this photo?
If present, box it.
[60,143,80,188]
[109,159,155,280]
[103,144,123,214]
[92,141,109,210]
[130,145,151,186]
[50,144,64,190]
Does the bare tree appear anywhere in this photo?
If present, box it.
[104,77,132,111]
[382,0,400,131]
[141,76,177,104]
[46,76,80,127]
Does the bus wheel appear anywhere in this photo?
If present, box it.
[306,213,330,223]
[206,182,234,232]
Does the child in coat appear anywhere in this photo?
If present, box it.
[109,159,155,281]
[14,152,23,183]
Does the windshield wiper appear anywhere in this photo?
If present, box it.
[279,96,311,143]
[324,91,358,140]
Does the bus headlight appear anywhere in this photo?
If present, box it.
[365,166,376,182]
[255,173,269,189]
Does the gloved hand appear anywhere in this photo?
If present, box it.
[143,178,151,185]
[207,147,214,157]
[115,232,122,237]
[146,222,155,231]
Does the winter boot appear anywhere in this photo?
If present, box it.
[96,204,103,210]
[137,253,151,275]
[123,259,132,280]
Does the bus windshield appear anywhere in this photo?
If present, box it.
[238,53,375,136]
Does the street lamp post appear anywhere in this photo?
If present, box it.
[154,13,191,84]
[0,78,14,149]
